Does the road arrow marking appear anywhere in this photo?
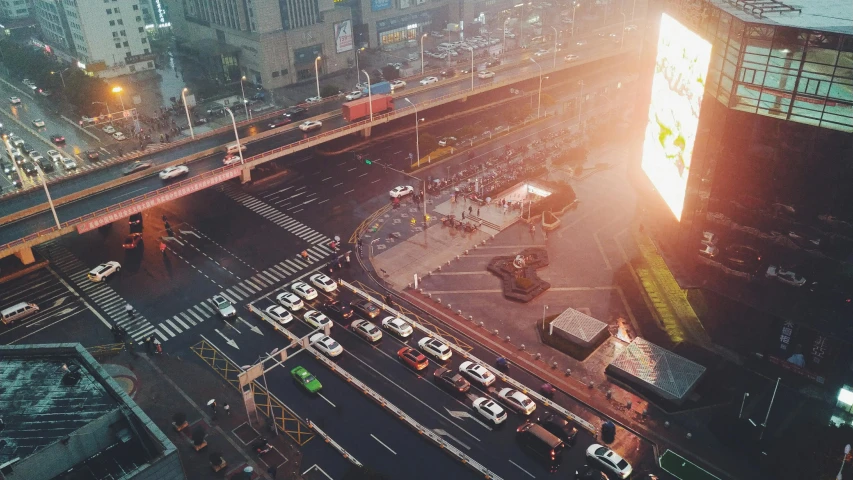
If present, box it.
[215,329,239,349]
[237,317,263,335]
[433,429,471,450]
[444,407,492,431]
[53,296,67,307]
[180,229,200,238]
[162,236,184,245]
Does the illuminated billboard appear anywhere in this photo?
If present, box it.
[641,13,711,221]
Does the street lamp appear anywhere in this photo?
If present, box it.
[33,163,61,230]
[111,86,126,111]
[92,100,113,125]
[578,79,585,134]
[224,107,244,165]
[51,68,69,89]
[314,56,322,101]
[361,69,373,122]
[240,76,250,120]
[355,47,366,81]
[503,18,510,51]
[404,98,427,219]
[181,88,195,139]
[620,12,626,50]
[541,305,549,330]
[468,47,474,91]
[530,58,543,118]
[420,33,428,75]
[550,26,559,68]
[572,3,580,37]
[838,444,851,480]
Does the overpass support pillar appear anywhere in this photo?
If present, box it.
[361,126,372,138]
[14,247,35,265]
[241,167,251,184]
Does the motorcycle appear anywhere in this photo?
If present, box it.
[253,438,272,455]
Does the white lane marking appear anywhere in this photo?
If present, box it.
[370,434,397,455]
[333,182,343,187]
[322,176,332,181]
[318,393,336,408]
[509,460,536,478]
[344,189,354,194]
[318,199,328,204]
[111,186,148,200]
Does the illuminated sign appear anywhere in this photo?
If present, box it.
[372,0,391,11]
[640,13,710,221]
[334,20,353,53]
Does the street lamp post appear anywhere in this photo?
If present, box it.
[240,76,251,120]
[620,12,626,49]
[224,107,244,165]
[181,88,195,139]
[92,101,113,125]
[403,98,421,168]
[631,0,637,21]
[468,47,474,91]
[578,79,585,135]
[738,392,749,419]
[550,26,559,68]
[52,68,69,89]
[838,444,851,480]
[111,86,126,111]
[530,58,543,118]
[361,70,373,122]
[420,33,428,75]
[572,3,579,37]
[34,164,61,230]
[355,47,365,81]
[314,56,322,100]
[503,18,510,51]
[541,305,549,330]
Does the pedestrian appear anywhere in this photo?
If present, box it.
[468,206,473,215]
[345,253,350,264]
[462,211,465,219]
[125,303,134,318]
[224,403,230,416]
[300,250,309,261]
[210,400,217,414]
[477,208,480,216]
[145,337,152,353]
[153,338,162,354]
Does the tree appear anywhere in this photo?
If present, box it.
[320,84,341,98]
[380,65,400,81]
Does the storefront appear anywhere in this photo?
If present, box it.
[376,7,448,47]
[293,44,323,81]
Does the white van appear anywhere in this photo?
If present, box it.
[438,43,453,50]
[2,302,39,324]
[226,142,247,154]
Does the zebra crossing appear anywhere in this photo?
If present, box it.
[154,243,333,338]
[219,184,331,245]
[36,241,164,341]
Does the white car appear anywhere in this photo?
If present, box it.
[213,295,237,318]
[264,305,293,324]
[345,90,363,101]
[497,388,536,415]
[459,361,496,386]
[586,444,633,479]
[351,319,383,342]
[564,54,579,61]
[276,291,304,311]
[112,132,127,141]
[9,96,20,105]
[381,316,413,338]
[309,273,337,293]
[102,125,116,134]
[472,397,507,425]
[87,261,121,282]
[223,154,242,166]
[159,165,189,180]
[32,119,45,128]
[419,76,439,85]
[291,281,318,300]
[766,265,807,287]
[534,49,550,57]
[299,120,322,132]
[310,332,343,357]
[701,231,718,245]
[576,40,587,46]
[417,337,452,361]
[60,157,77,170]
[390,80,406,90]
[505,32,517,38]
[46,150,62,162]
[304,310,332,329]
[389,185,414,198]
[477,70,495,79]
[305,96,322,103]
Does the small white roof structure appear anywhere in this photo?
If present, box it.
[608,337,706,404]
[549,308,608,348]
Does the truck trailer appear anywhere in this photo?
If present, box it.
[342,94,394,122]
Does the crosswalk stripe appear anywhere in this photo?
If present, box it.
[283,261,301,272]
[244,279,262,290]
[249,275,266,287]
[193,305,211,318]
[260,271,278,283]
[159,323,176,337]
[240,281,258,292]
[174,315,191,329]
[292,258,309,268]
[225,288,242,301]
[273,264,290,275]
[199,303,216,315]
[180,312,196,327]
[133,326,157,341]
[165,319,182,333]
[188,309,204,323]
[219,292,236,303]
[232,285,250,297]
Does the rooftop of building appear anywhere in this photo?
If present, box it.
[711,0,853,35]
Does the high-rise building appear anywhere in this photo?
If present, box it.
[0,0,31,20]
[32,0,156,78]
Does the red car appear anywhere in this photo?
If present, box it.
[122,233,143,249]
[268,118,292,129]
[50,134,65,144]
[397,347,429,371]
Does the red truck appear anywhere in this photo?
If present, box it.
[342,94,394,122]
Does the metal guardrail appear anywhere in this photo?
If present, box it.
[340,279,598,436]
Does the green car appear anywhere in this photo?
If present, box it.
[291,366,322,393]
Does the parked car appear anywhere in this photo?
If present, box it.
[766,265,807,287]
[351,319,383,342]
[585,444,632,479]
[417,337,452,361]
[398,346,429,370]
[433,367,471,393]
[350,299,380,318]
[389,185,414,198]
[472,397,507,425]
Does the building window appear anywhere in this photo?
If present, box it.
[115,43,121,48]
[109,20,115,25]
[115,7,120,13]
[141,37,147,43]
[136,16,141,22]
[120,30,126,36]
[144,48,150,54]
[123,41,129,46]
[112,31,118,37]
[132,4,138,10]
[118,19,123,25]
[138,27,143,32]
[106,8,111,14]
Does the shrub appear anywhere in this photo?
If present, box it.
[514,277,534,290]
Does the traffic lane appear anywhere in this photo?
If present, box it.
[260,352,482,480]
[0,80,94,149]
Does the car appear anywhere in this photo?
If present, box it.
[122,233,143,249]
[268,118,292,129]
[351,319,383,342]
[724,244,761,270]
[390,80,406,90]
[437,137,457,147]
[213,295,237,318]
[299,120,322,132]
[323,300,353,320]
[598,32,607,37]
[264,305,293,324]
[223,154,242,166]
[87,261,121,282]
[419,76,439,85]
[310,332,343,357]
[459,361,496,386]
[27,84,37,91]
[86,150,100,161]
[345,90,363,101]
[21,78,33,86]
[20,160,37,176]
[276,291,304,311]
[31,119,45,128]
[291,281,318,300]
[122,161,152,175]
[112,132,127,141]
[701,231,718,245]
[575,465,610,480]
[397,346,429,370]
[46,150,62,163]
[485,58,501,68]
[9,96,20,105]
[57,156,76,170]
[389,185,414,198]
[102,125,116,134]
[39,89,52,97]
[472,397,507,425]
[787,229,822,248]
[304,96,322,104]
[159,165,189,180]
[609,33,618,38]
[9,135,24,148]
[304,310,332,329]
[564,54,579,61]
[477,70,496,79]
[129,213,143,226]
[585,444,632,479]
[534,49,550,57]
[497,388,536,415]
[440,68,456,77]
[505,32,517,38]
[433,367,471,393]
[539,413,579,446]
[350,299,380,318]
[81,116,97,125]
[576,39,588,46]
[35,156,54,172]
[50,134,65,144]
[699,244,718,258]
[0,158,12,174]
[381,316,413,337]
[766,265,807,287]
[284,106,308,119]
[418,337,452,361]
[625,24,638,31]
[29,151,43,161]
[10,152,23,166]
[306,274,335,293]
[291,366,322,393]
